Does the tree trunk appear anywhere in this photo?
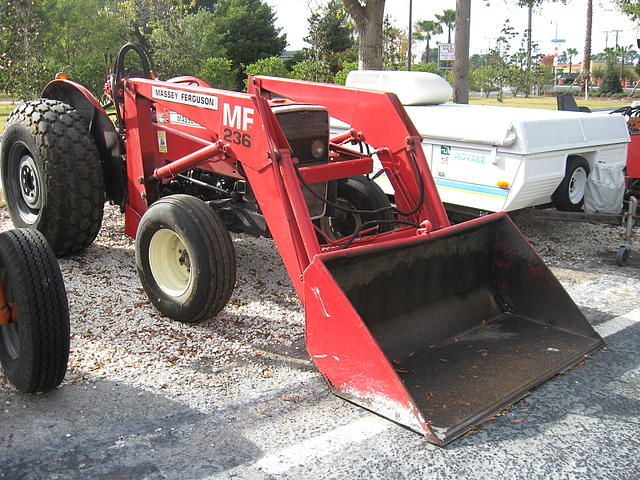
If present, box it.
[425,39,431,63]
[453,0,471,104]
[581,0,592,95]
[342,0,386,70]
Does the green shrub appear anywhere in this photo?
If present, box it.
[334,61,358,85]
[599,60,622,95]
[245,56,289,79]
[411,62,444,76]
[198,57,236,90]
[290,58,334,83]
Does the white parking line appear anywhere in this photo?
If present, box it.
[595,308,640,338]
[255,416,389,475]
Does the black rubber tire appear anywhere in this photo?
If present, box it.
[135,195,236,323]
[552,157,590,212]
[0,99,105,256]
[318,175,394,241]
[616,246,630,266]
[0,228,70,393]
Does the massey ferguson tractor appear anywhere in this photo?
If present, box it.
[0,44,603,445]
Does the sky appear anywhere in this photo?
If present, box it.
[265,0,639,61]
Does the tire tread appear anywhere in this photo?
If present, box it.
[0,228,69,393]
[2,99,104,256]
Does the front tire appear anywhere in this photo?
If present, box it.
[0,99,105,256]
[0,229,70,393]
[318,175,394,241]
[135,195,236,323]
[552,157,590,212]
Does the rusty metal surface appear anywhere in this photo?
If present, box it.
[398,314,602,444]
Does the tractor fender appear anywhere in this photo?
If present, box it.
[42,79,124,208]
[166,76,212,88]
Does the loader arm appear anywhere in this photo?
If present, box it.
[249,76,450,230]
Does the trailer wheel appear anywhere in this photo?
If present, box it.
[552,157,590,212]
[318,176,394,241]
[135,195,236,324]
[0,99,105,256]
[0,229,70,393]
[616,245,630,266]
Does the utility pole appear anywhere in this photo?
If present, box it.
[453,0,471,104]
[610,29,623,47]
[550,23,565,88]
[582,0,593,99]
[603,30,610,49]
[526,4,532,97]
[407,0,413,70]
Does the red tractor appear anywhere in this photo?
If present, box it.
[0,44,603,445]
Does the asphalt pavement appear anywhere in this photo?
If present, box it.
[0,219,639,479]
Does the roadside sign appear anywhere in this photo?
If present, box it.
[439,43,455,62]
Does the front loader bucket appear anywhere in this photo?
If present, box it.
[303,212,603,445]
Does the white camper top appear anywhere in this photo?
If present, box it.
[404,104,630,154]
[346,70,453,106]
[344,70,629,154]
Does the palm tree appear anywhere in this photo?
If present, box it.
[414,20,443,63]
[435,9,456,44]
[565,47,578,76]
[616,45,636,81]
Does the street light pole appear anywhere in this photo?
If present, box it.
[611,29,623,47]
[407,0,413,70]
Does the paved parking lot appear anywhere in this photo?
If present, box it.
[0,206,639,479]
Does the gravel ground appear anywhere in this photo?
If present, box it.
[1,203,639,479]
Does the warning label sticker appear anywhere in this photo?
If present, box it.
[157,130,168,153]
[152,86,219,110]
[169,111,204,129]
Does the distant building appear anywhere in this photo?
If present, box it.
[555,63,582,74]
[280,50,301,62]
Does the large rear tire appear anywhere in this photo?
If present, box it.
[135,195,236,323]
[0,99,105,256]
[0,229,70,393]
[318,175,394,241]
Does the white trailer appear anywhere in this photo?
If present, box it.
[341,71,630,214]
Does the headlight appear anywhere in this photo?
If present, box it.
[311,139,326,160]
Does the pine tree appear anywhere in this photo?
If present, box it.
[599,59,622,95]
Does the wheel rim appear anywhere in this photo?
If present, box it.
[568,167,588,204]
[0,270,19,361]
[148,229,192,297]
[7,142,42,225]
[319,198,362,241]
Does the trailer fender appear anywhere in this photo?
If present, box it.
[42,79,124,207]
